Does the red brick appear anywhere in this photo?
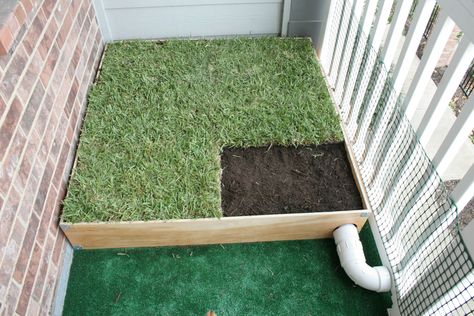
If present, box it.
[34,102,52,145]
[0,97,23,155]
[77,73,90,105]
[64,78,78,117]
[0,26,14,55]
[75,32,93,81]
[41,85,54,113]
[1,45,28,100]
[40,43,59,88]
[71,41,82,69]
[66,58,75,79]
[0,223,24,300]
[6,15,20,38]
[40,262,57,311]
[17,128,41,180]
[17,50,43,104]
[79,16,91,51]
[22,13,45,55]
[70,103,80,136]
[38,109,58,161]
[0,129,26,194]
[0,94,6,118]
[51,233,64,265]
[33,158,54,215]
[50,114,68,162]
[56,10,73,50]
[16,142,37,194]
[14,3,28,26]
[0,189,22,281]
[16,242,42,315]
[4,281,21,316]
[70,0,82,20]
[19,81,45,134]
[66,125,74,144]
[75,1,88,28]
[0,0,104,313]
[27,298,41,316]
[4,219,27,265]
[0,47,10,70]
[35,185,58,246]
[38,18,58,60]
[32,231,55,300]
[17,158,41,223]
[52,139,70,190]
[42,0,57,21]
[50,50,70,92]
[21,0,33,14]
[13,213,39,283]
[53,0,70,25]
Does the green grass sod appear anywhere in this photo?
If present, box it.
[62,37,343,222]
[63,225,391,315]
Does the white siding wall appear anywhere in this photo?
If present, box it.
[93,0,284,42]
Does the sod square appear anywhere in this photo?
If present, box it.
[62,37,345,223]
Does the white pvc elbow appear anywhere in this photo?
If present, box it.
[333,224,391,292]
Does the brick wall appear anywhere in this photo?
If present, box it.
[0,0,103,314]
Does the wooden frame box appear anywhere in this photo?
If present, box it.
[60,137,371,249]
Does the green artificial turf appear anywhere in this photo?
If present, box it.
[63,225,391,315]
[62,37,343,222]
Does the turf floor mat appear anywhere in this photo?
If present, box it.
[63,225,391,315]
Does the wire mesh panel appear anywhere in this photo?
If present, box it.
[322,1,474,315]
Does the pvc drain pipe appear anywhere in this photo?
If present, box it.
[333,224,391,292]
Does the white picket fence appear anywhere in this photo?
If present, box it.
[321,0,473,208]
[318,0,474,315]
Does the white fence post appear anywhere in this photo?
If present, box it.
[451,164,474,212]
[334,0,365,103]
[432,98,474,177]
[380,0,414,68]
[402,11,455,120]
[328,0,353,86]
[319,0,341,75]
[349,0,394,110]
[347,0,395,141]
[281,0,292,37]
[392,0,437,93]
[339,0,378,119]
[417,38,474,146]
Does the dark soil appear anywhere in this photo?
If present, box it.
[221,142,364,216]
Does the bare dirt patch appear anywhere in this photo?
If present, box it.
[221,142,363,216]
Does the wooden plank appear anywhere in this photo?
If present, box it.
[61,210,368,249]
[344,140,370,210]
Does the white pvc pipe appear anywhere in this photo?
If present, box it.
[333,224,392,292]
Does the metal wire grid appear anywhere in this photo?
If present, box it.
[326,1,474,314]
